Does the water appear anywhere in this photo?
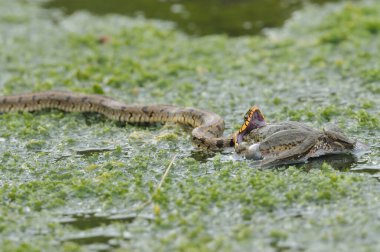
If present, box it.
[44,0,339,36]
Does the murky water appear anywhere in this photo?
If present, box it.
[44,0,339,36]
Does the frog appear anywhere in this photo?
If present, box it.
[233,106,365,168]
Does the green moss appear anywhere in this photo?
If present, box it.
[2,242,41,252]
[62,242,82,252]
[360,68,380,83]
[319,29,348,44]
[353,109,380,129]
[319,105,340,121]
[0,0,379,251]
[364,19,380,34]
[25,139,46,150]
[92,83,105,94]
[269,230,288,241]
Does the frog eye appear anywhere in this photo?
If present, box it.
[243,107,254,121]
[244,114,249,121]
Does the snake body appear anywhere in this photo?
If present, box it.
[0,91,234,149]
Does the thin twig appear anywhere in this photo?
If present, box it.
[155,154,177,194]
[133,154,177,213]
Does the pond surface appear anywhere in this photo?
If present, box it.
[44,0,339,36]
[1,0,380,251]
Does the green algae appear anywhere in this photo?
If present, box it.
[0,0,380,251]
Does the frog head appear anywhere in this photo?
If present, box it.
[319,125,356,153]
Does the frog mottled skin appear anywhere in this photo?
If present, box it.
[234,108,361,168]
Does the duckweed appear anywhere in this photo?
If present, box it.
[0,0,379,251]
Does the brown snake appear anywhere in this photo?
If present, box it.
[0,91,235,149]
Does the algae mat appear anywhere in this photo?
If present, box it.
[0,0,379,251]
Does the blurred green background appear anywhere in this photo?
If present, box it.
[45,0,339,36]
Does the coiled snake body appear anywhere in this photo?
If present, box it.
[0,91,235,149]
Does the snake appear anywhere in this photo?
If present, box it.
[0,91,236,149]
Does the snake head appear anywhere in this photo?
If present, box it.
[234,106,266,146]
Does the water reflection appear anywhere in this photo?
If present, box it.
[300,154,357,171]
[227,152,370,172]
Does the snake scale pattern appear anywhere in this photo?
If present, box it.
[0,91,235,149]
